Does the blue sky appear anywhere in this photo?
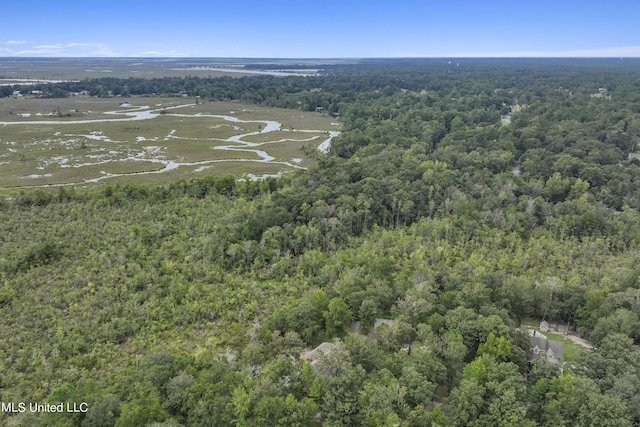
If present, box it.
[1,0,639,57]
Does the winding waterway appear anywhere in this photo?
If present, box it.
[1,103,340,185]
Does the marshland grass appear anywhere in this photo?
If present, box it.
[0,98,340,189]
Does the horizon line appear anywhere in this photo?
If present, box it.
[1,56,639,60]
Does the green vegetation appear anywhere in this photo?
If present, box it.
[545,334,581,362]
[0,98,338,188]
[2,58,640,426]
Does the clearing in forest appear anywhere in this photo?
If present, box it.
[0,97,340,188]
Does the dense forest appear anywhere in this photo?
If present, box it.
[3,59,640,426]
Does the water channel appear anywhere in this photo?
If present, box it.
[1,103,340,185]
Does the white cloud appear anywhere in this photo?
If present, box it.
[33,44,64,50]
[16,44,64,55]
[2,41,183,57]
[134,50,188,57]
[6,42,120,57]
[3,40,28,45]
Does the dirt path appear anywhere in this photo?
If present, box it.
[563,334,593,349]
[552,325,593,350]
[524,323,594,350]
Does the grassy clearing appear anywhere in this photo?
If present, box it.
[260,140,319,167]
[0,98,340,189]
[99,160,294,187]
[0,97,188,121]
[164,142,260,162]
[242,130,326,144]
[544,333,582,362]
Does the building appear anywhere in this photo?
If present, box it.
[530,336,564,364]
[300,342,336,370]
[539,320,550,333]
[351,317,395,336]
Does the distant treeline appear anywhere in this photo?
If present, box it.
[6,59,640,110]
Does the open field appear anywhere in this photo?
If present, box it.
[0,97,340,189]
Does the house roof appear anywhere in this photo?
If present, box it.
[301,342,336,364]
[350,318,396,335]
[530,336,564,363]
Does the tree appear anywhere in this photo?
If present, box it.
[436,330,467,387]
[477,333,512,362]
[115,397,170,427]
[324,297,353,337]
[164,372,194,417]
[590,309,640,346]
[320,363,366,426]
[449,355,526,426]
[82,394,121,427]
[529,374,601,426]
[231,386,251,427]
[576,394,632,427]
[392,281,437,326]
[359,372,409,426]
[358,298,380,333]
[447,377,486,426]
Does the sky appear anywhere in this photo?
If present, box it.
[1,0,639,58]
